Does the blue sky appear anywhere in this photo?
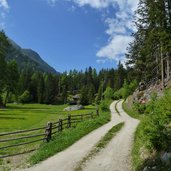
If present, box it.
[0,0,138,72]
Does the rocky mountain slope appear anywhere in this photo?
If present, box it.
[6,39,58,74]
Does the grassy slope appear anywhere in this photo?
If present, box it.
[29,107,111,165]
[0,101,112,169]
[123,92,171,171]
[0,104,96,169]
[122,99,142,120]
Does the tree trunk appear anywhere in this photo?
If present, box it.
[3,91,9,107]
[161,45,164,89]
[0,96,5,108]
[166,53,170,81]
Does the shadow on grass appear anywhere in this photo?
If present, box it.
[0,117,26,120]
[6,106,50,110]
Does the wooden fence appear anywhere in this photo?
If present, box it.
[0,109,99,159]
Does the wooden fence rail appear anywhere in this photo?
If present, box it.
[0,126,46,137]
[0,109,99,158]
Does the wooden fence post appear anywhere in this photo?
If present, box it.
[45,122,52,142]
[91,112,93,119]
[60,119,63,131]
[58,119,62,132]
[96,108,99,116]
[58,119,61,132]
[68,114,71,128]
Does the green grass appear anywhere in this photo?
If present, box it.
[0,103,96,170]
[29,108,111,165]
[0,103,95,132]
[75,122,124,171]
[123,100,146,171]
[96,122,124,148]
[122,100,143,120]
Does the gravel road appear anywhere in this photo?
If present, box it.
[23,101,122,171]
[82,100,139,171]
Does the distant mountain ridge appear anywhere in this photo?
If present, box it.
[6,39,58,74]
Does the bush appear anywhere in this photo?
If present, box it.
[143,91,171,150]
[113,88,123,100]
[103,87,113,100]
[122,80,130,100]
[100,100,111,112]
[125,90,171,170]
[113,80,138,100]
[143,114,169,150]
[133,102,146,114]
[19,90,31,104]
[129,80,138,94]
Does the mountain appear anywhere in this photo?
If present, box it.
[6,39,58,74]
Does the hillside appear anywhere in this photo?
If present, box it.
[6,39,58,74]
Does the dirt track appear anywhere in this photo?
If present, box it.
[22,100,139,171]
[82,100,139,171]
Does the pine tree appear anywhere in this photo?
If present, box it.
[0,31,9,107]
[126,0,171,84]
[3,60,19,106]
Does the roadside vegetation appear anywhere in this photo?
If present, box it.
[29,100,112,166]
[124,90,171,171]
[0,104,95,169]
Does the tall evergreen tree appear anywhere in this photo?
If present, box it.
[3,60,19,106]
[126,0,171,84]
[0,31,9,107]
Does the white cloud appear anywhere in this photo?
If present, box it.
[96,35,133,61]
[46,0,139,65]
[47,0,57,6]
[105,18,127,35]
[73,0,111,8]
[0,0,9,30]
[96,59,107,64]
[95,0,138,64]
[68,0,138,64]
[0,0,9,10]
[72,0,138,10]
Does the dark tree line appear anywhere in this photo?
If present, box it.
[15,63,127,105]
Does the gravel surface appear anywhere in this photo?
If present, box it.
[82,100,139,171]
[22,101,122,171]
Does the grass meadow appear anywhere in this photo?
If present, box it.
[0,103,97,170]
[0,103,95,132]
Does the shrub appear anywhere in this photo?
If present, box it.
[133,102,146,114]
[100,100,111,112]
[122,80,130,100]
[126,90,171,170]
[129,80,138,94]
[103,87,114,100]
[113,88,123,100]
[19,90,31,104]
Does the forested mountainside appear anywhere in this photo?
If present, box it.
[7,38,57,74]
